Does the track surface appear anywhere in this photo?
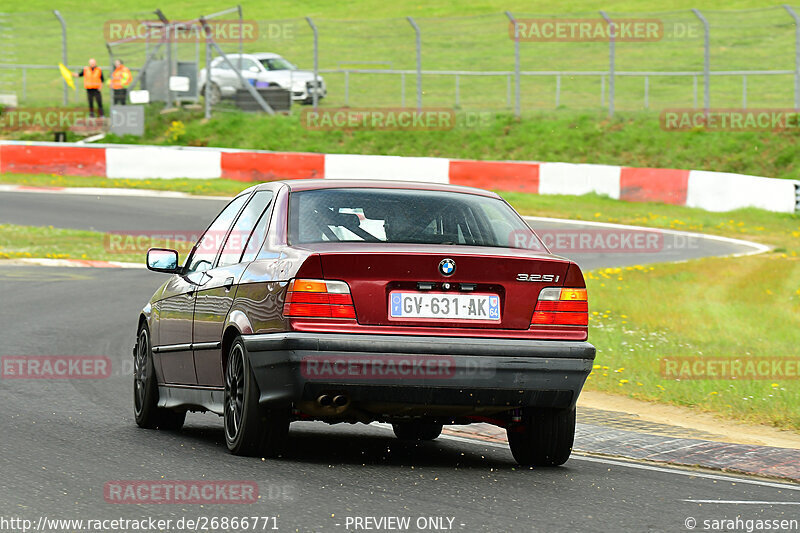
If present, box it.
[1,190,793,532]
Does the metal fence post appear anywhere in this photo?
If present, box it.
[556,74,561,107]
[237,4,243,75]
[742,75,747,108]
[599,11,615,117]
[53,10,68,107]
[166,25,173,108]
[692,8,710,110]
[784,5,800,109]
[407,17,422,110]
[505,11,521,118]
[305,17,319,110]
[601,75,605,106]
[204,33,211,119]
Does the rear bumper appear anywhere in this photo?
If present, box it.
[243,332,595,414]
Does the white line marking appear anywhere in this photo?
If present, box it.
[433,432,800,492]
[0,258,143,269]
[0,184,230,201]
[524,215,771,258]
[683,499,800,505]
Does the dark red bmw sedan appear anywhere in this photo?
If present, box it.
[134,180,595,466]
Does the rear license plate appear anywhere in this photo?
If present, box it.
[389,292,501,321]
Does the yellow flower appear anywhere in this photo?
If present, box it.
[708,391,718,395]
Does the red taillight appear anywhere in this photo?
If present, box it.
[531,287,588,327]
[283,279,356,320]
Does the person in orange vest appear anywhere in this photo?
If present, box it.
[72,58,105,117]
[110,59,133,105]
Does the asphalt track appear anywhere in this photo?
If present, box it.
[1,189,794,533]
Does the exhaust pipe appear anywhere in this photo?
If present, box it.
[317,394,333,407]
[332,394,349,407]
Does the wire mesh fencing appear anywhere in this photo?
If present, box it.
[1,7,800,115]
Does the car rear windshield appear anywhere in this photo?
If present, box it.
[288,188,544,250]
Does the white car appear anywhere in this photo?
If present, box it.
[199,52,326,105]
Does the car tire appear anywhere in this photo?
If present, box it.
[506,407,575,466]
[133,324,186,430]
[392,421,443,441]
[224,337,289,457]
[202,82,222,106]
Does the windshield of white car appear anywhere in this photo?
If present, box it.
[260,58,296,71]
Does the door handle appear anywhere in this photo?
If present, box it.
[224,277,235,290]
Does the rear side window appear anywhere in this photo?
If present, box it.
[218,190,274,268]
[288,188,541,250]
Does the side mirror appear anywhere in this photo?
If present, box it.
[146,248,180,274]
[249,66,260,73]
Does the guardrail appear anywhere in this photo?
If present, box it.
[0,140,796,214]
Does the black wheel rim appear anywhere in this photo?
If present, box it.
[133,329,148,415]
[225,344,245,441]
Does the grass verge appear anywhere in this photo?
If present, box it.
[1,186,798,430]
[6,107,800,180]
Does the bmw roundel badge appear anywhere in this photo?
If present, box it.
[439,258,456,277]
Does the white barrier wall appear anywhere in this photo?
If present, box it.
[324,154,450,183]
[538,163,622,199]
[686,170,798,214]
[106,146,222,179]
[0,141,796,213]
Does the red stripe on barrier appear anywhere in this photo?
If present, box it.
[620,167,689,205]
[221,151,324,182]
[449,160,539,193]
[0,145,106,176]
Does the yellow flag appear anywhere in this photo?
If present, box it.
[58,62,76,90]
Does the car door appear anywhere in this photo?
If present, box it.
[192,189,275,387]
[236,57,261,88]
[212,56,238,95]
[156,273,201,385]
[157,193,250,385]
